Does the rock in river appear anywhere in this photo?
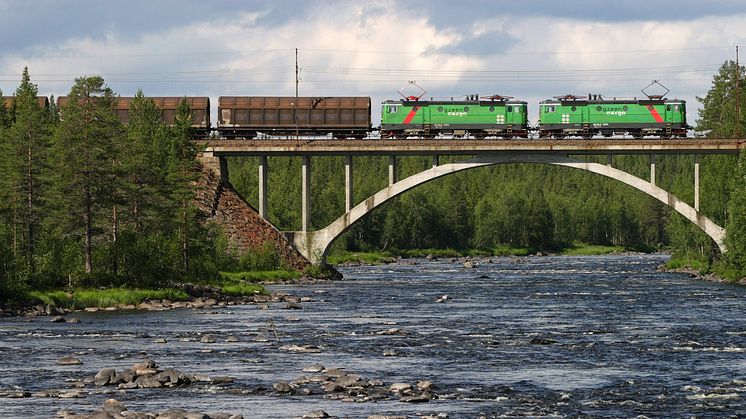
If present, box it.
[200,334,216,343]
[303,410,331,418]
[274,381,293,393]
[302,364,325,373]
[56,356,82,365]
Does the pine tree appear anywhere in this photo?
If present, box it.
[167,98,198,273]
[52,76,122,274]
[8,67,51,278]
[724,150,746,276]
[696,60,746,137]
[122,91,169,232]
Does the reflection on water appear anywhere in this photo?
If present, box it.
[1,255,745,418]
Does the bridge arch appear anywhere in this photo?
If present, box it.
[289,154,725,264]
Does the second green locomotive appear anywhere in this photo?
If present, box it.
[538,94,688,139]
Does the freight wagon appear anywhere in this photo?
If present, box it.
[217,96,372,138]
[56,96,211,133]
[2,96,50,109]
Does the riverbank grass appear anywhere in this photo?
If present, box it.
[219,270,301,283]
[27,288,190,310]
[560,244,626,256]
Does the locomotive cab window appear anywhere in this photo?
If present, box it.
[388,106,398,113]
[674,104,680,111]
[666,105,672,111]
[507,106,512,112]
[545,105,556,113]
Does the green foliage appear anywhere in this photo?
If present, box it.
[722,148,746,278]
[327,251,396,265]
[0,72,233,304]
[219,283,268,296]
[238,242,284,271]
[220,270,301,283]
[560,244,625,256]
[26,288,189,309]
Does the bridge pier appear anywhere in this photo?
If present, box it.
[258,156,268,219]
[302,155,311,231]
[389,155,397,185]
[432,155,440,168]
[345,156,353,212]
[650,155,656,185]
[694,155,700,211]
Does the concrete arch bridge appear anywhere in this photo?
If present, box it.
[199,139,744,265]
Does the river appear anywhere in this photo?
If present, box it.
[1,255,745,418]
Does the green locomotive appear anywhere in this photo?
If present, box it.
[381,94,528,139]
[538,94,688,139]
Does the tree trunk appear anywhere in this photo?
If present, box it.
[84,185,93,274]
[181,200,188,273]
[27,142,35,274]
[112,204,118,275]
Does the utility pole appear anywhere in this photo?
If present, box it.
[295,48,299,139]
[737,45,741,138]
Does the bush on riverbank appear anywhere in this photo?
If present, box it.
[26,288,190,309]
[220,270,301,283]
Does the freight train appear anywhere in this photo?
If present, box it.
[1,82,689,139]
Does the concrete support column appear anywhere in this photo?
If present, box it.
[389,155,397,186]
[258,156,268,219]
[345,156,353,213]
[302,155,311,232]
[432,154,440,168]
[650,155,656,186]
[607,155,613,167]
[219,156,229,185]
[694,155,700,211]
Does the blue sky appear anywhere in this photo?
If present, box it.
[1,0,745,126]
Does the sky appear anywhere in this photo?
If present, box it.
[1,0,745,127]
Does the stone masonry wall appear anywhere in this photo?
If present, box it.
[195,153,311,271]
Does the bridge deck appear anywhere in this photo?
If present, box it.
[202,138,746,156]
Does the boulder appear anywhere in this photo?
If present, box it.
[200,334,216,343]
[56,356,82,366]
[94,368,117,386]
[389,383,411,392]
[102,399,126,414]
[131,359,157,371]
[400,393,432,402]
[417,380,435,391]
[335,373,362,388]
[273,381,293,393]
[50,316,66,323]
[463,261,475,269]
[303,411,330,418]
[302,364,325,373]
[529,337,557,345]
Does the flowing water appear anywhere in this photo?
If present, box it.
[1,255,745,418]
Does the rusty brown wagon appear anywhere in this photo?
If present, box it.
[2,96,50,109]
[217,96,371,139]
[56,96,210,133]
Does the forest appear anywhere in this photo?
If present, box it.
[1,61,745,301]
